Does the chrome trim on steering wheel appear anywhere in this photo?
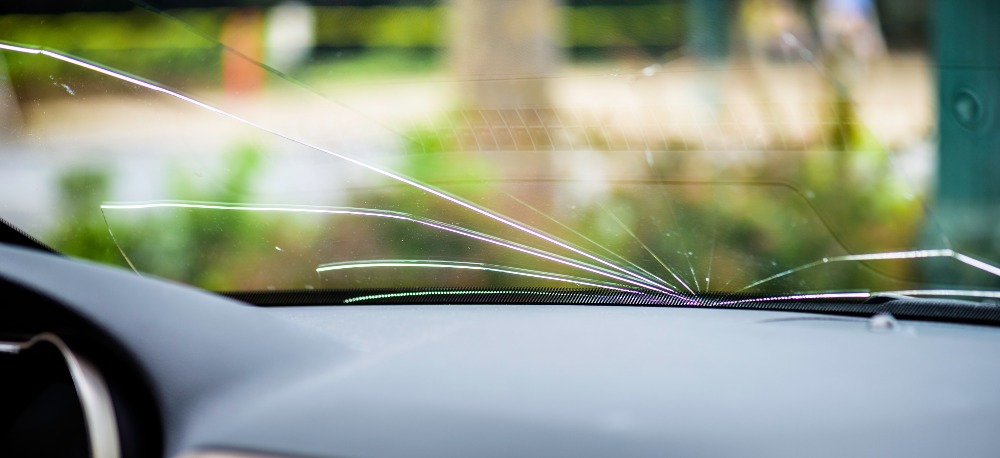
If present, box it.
[0,333,121,458]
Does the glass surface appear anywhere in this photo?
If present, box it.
[1,0,998,300]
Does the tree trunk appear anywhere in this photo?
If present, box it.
[449,0,562,151]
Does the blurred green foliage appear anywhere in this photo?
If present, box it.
[358,97,926,293]
[311,5,686,49]
[26,3,928,293]
[2,4,690,96]
[48,144,293,291]
[361,123,496,264]
[45,126,925,293]
[566,5,685,48]
[0,9,225,97]
[49,165,135,268]
[314,6,442,48]
[155,144,270,289]
[299,49,439,82]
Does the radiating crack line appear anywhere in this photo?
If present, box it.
[343,290,584,304]
[100,201,682,296]
[99,208,142,277]
[316,260,639,293]
[779,32,954,252]
[704,187,720,292]
[739,249,1000,292]
[506,194,678,290]
[127,0,411,142]
[0,41,670,294]
[883,290,1000,300]
[628,144,707,294]
[600,204,697,295]
[638,151,702,292]
[712,292,872,306]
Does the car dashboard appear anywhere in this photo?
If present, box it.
[2,243,1000,458]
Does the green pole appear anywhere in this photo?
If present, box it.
[932,0,1000,282]
[687,0,730,60]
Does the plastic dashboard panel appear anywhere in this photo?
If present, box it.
[2,244,1000,457]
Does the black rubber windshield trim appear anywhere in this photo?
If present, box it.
[0,217,58,255]
[220,289,1000,327]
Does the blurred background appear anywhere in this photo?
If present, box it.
[0,0,995,295]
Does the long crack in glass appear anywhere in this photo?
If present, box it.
[3,1,1000,304]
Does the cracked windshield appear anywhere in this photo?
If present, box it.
[1,0,998,302]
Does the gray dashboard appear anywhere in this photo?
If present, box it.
[2,244,1000,457]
